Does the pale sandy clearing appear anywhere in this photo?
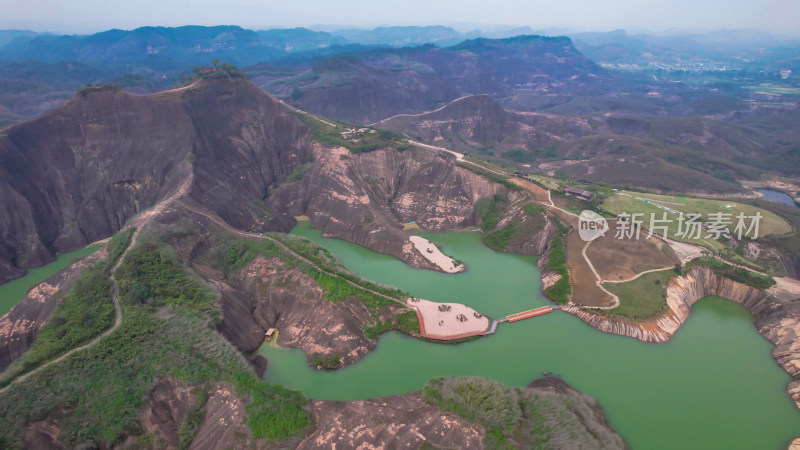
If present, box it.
[409,236,463,273]
[408,298,489,339]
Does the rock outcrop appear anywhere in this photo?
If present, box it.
[0,77,314,285]
[298,393,484,449]
[491,194,557,256]
[0,246,107,372]
[136,378,198,448]
[189,383,264,449]
[158,214,401,368]
[538,257,563,291]
[21,421,63,450]
[299,376,626,450]
[564,265,800,409]
[236,255,397,367]
[780,254,800,280]
[0,75,516,284]
[269,144,508,271]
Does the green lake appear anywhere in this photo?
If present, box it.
[0,245,100,317]
[259,221,800,449]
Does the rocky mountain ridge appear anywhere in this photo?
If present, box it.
[252,35,604,124]
[0,75,312,284]
[378,93,800,192]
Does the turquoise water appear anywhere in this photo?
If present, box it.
[759,189,798,208]
[0,246,100,317]
[259,222,800,449]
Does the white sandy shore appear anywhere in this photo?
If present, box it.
[408,298,489,338]
[409,236,463,273]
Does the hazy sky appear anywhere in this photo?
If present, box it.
[1,0,799,36]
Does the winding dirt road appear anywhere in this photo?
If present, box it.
[0,175,193,393]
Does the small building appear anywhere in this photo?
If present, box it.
[565,186,593,201]
[264,328,277,341]
[514,171,528,178]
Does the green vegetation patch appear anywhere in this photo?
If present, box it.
[268,233,408,304]
[117,242,217,315]
[686,258,776,290]
[501,149,536,163]
[77,82,120,97]
[0,232,312,447]
[0,308,249,447]
[208,231,414,337]
[475,194,509,232]
[601,258,776,321]
[364,310,421,339]
[482,201,549,252]
[292,111,410,153]
[186,62,247,83]
[484,224,517,251]
[423,376,622,449]
[456,162,522,191]
[178,389,208,450]
[0,266,114,385]
[233,371,313,440]
[543,218,571,304]
[312,355,343,370]
[0,229,134,388]
[424,376,520,448]
[601,190,792,253]
[523,203,544,217]
[602,270,676,320]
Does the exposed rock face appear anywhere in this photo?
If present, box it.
[298,393,484,449]
[212,280,265,354]
[493,196,557,256]
[21,421,64,450]
[248,355,268,378]
[154,213,390,368]
[565,265,800,408]
[136,378,197,448]
[189,383,263,450]
[537,244,563,291]
[269,144,507,270]
[236,255,396,366]
[299,376,626,450]
[0,89,192,281]
[0,246,106,372]
[0,76,313,285]
[780,254,800,280]
[0,76,512,284]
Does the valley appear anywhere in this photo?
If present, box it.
[0,19,799,449]
[260,224,800,449]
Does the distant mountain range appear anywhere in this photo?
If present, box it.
[572,29,800,71]
[0,25,798,128]
[251,35,604,123]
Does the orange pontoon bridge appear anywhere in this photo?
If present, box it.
[505,306,556,322]
[483,305,558,335]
